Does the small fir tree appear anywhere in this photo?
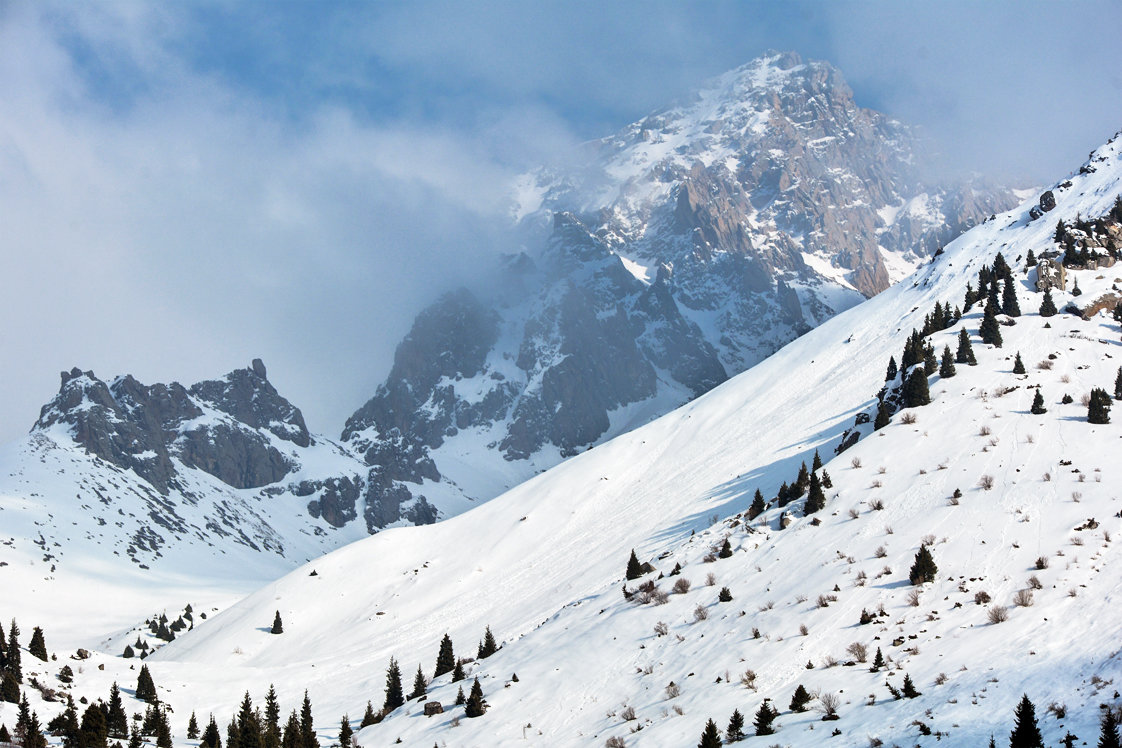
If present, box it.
[748,490,766,520]
[902,367,931,408]
[804,471,826,514]
[0,672,18,703]
[383,658,404,713]
[1039,288,1058,317]
[963,282,977,312]
[236,692,260,748]
[263,685,280,748]
[454,687,465,706]
[717,587,732,603]
[464,678,486,718]
[6,621,21,683]
[136,665,156,703]
[753,701,778,736]
[1025,248,1036,266]
[1002,276,1021,316]
[939,346,956,378]
[1013,352,1025,374]
[625,550,643,580]
[1073,278,1082,296]
[697,719,721,748]
[226,720,239,748]
[451,660,465,683]
[187,714,200,741]
[359,702,377,729]
[1031,390,1047,415]
[155,711,171,748]
[280,713,298,748]
[201,716,221,748]
[909,545,938,584]
[299,691,318,748]
[718,538,732,559]
[478,627,498,658]
[870,647,885,672]
[107,683,128,738]
[812,450,823,471]
[788,684,812,712]
[270,612,283,635]
[874,400,892,430]
[435,634,455,679]
[410,665,427,700]
[901,673,920,698]
[885,356,898,382]
[725,709,745,742]
[337,718,351,748]
[980,300,1003,347]
[821,470,832,489]
[1088,388,1112,424]
[1098,708,1120,748]
[79,703,108,748]
[956,328,978,365]
[122,646,134,659]
[1115,367,1122,401]
[1008,693,1044,748]
[923,346,938,376]
[27,628,46,662]
[0,725,9,744]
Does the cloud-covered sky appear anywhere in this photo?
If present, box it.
[1,1,1120,441]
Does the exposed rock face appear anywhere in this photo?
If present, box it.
[35,362,309,493]
[338,51,1020,527]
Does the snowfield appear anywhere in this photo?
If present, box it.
[2,133,1122,747]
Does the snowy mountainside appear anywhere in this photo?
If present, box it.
[340,51,1020,532]
[13,134,1119,747]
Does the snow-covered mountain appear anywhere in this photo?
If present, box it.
[5,131,1119,747]
[344,51,1020,529]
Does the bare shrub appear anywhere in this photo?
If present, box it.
[874,545,887,558]
[934,672,948,686]
[705,572,717,587]
[653,621,668,637]
[974,590,991,605]
[1071,535,1084,546]
[818,691,841,720]
[1072,491,1083,503]
[1068,588,1078,598]
[1025,434,1035,444]
[877,466,887,474]
[1046,701,1067,719]
[855,570,867,587]
[758,600,775,612]
[870,498,885,511]
[978,475,995,491]
[1035,556,1049,570]
[851,457,862,469]
[848,508,860,520]
[1036,359,1053,370]
[605,737,627,748]
[740,669,757,690]
[900,412,917,424]
[620,705,637,721]
[871,479,883,488]
[906,589,921,607]
[652,589,670,605]
[979,425,992,436]
[921,533,936,546]
[846,642,868,663]
[816,594,838,608]
[702,553,717,563]
[987,605,1009,623]
[1027,575,1043,590]
[1012,589,1034,607]
[799,623,809,636]
[672,578,691,594]
[665,682,680,699]
[692,605,709,622]
[1081,392,1092,407]
[795,594,808,604]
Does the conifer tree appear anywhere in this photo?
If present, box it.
[337,718,351,748]
[27,628,46,663]
[793,462,809,497]
[454,687,465,706]
[939,345,956,378]
[25,712,46,748]
[1002,276,1021,316]
[885,356,898,382]
[107,683,128,738]
[280,713,298,748]
[812,450,823,471]
[464,678,486,718]
[697,719,721,748]
[1013,352,1025,374]
[79,702,109,748]
[909,545,938,584]
[155,710,172,748]
[923,346,938,376]
[980,299,1003,347]
[1026,248,1036,267]
[299,692,318,748]
[718,587,732,603]
[122,646,134,660]
[478,627,498,659]
[1039,288,1058,317]
[262,686,280,748]
[753,701,778,736]
[136,665,156,703]
[821,471,832,489]
[383,658,404,714]
[201,716,222,748]
[186,714,199,742]
[237,693,260,748]
[410,665,427,700]
[956,328,978,365]
[1115,367,1122,400]
[1008,694,1044,748]
[963,282,977,312]
[451,660,465,683]
[50,696,79,748]
[788,684,812,712]
[0,672,18,704]
[725,709,745,742]
[270,612,283,635]
[1073,278,1082,296]
[226,720,240,748]
[434,634,455,679]
[748,490,766,520]
[1089,388,1112,424]
[902,368,931,408]
[901,673,920,698]
[359,702,377,729]
[1098,708,1120,748]
[6,621,21,683]
[0,724,9,744]
[870,647,885,672]
[804,472,826,515]
[128,723,143,748]
[718,538,733,558]
[1031,390,1047,415]
[874,400,891,430]
[776,482,791,507]
[625,550,642,581]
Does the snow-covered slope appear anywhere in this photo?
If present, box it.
[5,132,1115,747]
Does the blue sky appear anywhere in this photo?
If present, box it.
[1,1,1120,441]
